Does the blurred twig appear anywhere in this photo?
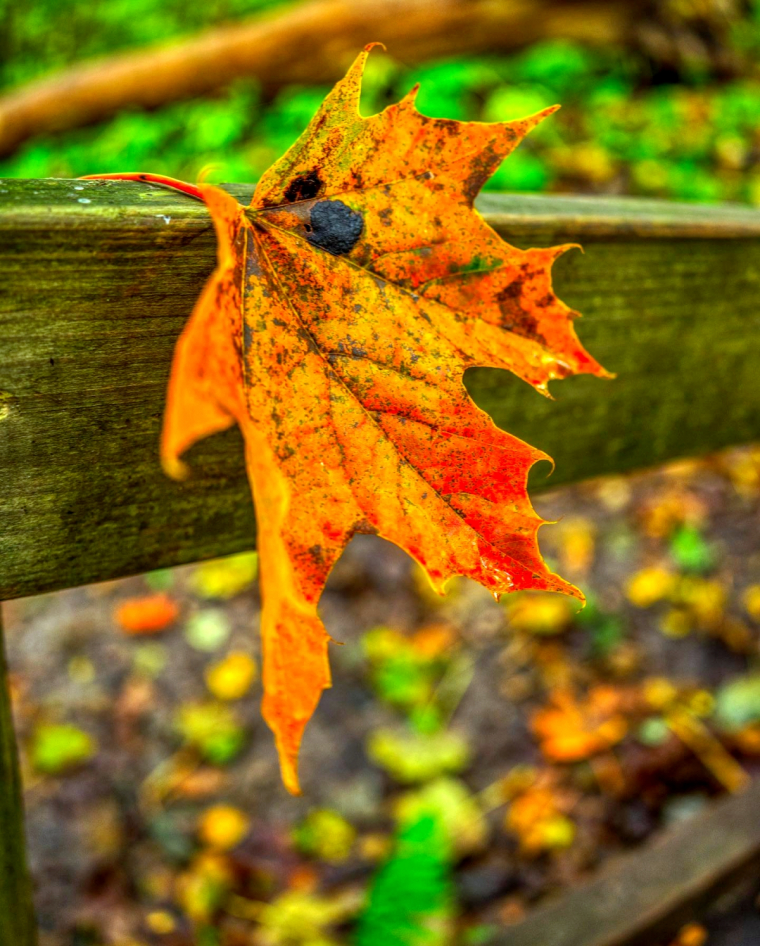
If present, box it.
[0,0,642,159]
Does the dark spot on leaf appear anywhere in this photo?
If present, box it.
[243,322,254,353]
[307,200,363,256]
[284,169,323,203]
[496,283,542,340]
[499,281,523,302]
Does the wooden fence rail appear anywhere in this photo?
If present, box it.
[2,181,760,946]
[2,181,760,600]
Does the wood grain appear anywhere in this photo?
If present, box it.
[1,181,760,599]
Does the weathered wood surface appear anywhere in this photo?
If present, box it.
[500,776,760,946]
[2,181,760,600]
[0,608,37,946]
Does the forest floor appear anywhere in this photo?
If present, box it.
[5,446,760,946]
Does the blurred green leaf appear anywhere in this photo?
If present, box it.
[261,86,330,156]
[715,674,760,732]
[184,609,232,652]
[367,727,470,783]
[132,641,168,677]
[145,567,174,591]
[487,149,551,193]
[176,702,246,764]
[575,592,626,656]
[512,39,598,95]
[482,85,555,127]
[669,524,716,574]
[637,717,670,747]
[149,811,196,862]
[293,809,357,863]
[189,551,258,600]
[395,777,486,855]
[355,814,453,946]
[370,654,433,710]
[31,722,97,774]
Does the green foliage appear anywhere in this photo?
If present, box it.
[462,926,498,946]
[669,524,716,574]
[4,5,760,205]
[354,814,453,946]
[362,627,447,719]
[407,59,499,121]
[0,81,264,183]
[0,0,289,88]
[370,652,433,712]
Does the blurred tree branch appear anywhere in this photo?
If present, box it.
[0,0,645,159]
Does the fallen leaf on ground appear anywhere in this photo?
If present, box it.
[625,566,676,608]
[190,551,259,599]
[368,726,470,783]
[293,809,357,863]
[743,583,760,620]
[505,777,576,855]
[531,686,628,762]
[505,592,575,635]
[175,702,246,765]
[115,593,180,635]
[205,651,258,700]
[667,922,708,946]
[175,851,234,923]
[198,804,251,851]
[184,609,232,652]
[395,777,487,855]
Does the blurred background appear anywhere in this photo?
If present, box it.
[2,0,760,202]
[3,1,760,945]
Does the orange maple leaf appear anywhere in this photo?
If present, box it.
[87,45,609,793]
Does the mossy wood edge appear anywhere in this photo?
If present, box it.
[500,775,760,946]
[2,180,760,600]
[0,609,37,946]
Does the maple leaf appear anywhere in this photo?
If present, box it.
[86,45,609,794]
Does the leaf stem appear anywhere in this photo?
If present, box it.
[79,172,205,202]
